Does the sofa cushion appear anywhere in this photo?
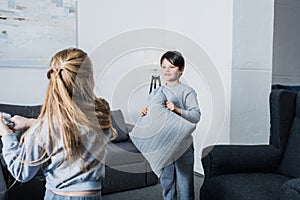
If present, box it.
[129,87,196,177]
[102,163,148,194]
[281,178,300,199]
[110,110,129,143]
[105,141,146,167]
[201,173,291,200]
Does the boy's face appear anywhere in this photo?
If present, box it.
[161,58,184,85]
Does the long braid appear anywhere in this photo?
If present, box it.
[95,97,117,139]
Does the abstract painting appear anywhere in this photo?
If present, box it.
[0,0,77,67]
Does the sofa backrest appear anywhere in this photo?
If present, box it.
[277,91,300,177]
[110,109,130,143]
[0,104,41,118]
[0,104,130,142]
[272,84,300,92]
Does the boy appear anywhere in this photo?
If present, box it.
[140,51,201,200]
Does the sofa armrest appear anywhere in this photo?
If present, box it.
[0,163,7,199]
[281,178,300,200]
[202,144,282,179]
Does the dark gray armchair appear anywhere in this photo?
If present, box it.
[200,89,300,200]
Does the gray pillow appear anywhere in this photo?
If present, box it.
[129,87,196,177]
[111,110,130,143]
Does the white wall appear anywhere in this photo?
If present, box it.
[273,0,300,85]
[0,67,48,105]
[0,1,233,174]
[79,0,233,174]
[231,0,274,144]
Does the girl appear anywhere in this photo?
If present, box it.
[0,48,116,200]
[140,51,201,200]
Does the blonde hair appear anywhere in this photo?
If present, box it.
[20,48,116,165]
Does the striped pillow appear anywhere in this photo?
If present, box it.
[129,87,196,177]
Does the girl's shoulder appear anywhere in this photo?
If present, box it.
[23,120,48,145]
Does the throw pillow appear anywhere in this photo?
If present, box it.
[129,87,196,177]
[111,110,130,143]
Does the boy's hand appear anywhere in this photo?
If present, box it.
[166,101,182,115]
[140,106,148,116]
[166,101,176,111]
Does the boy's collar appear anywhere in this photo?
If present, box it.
[165,81,181,87]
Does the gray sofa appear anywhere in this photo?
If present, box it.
[0,104,158,199]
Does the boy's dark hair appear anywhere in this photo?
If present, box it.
[160,51,185,70]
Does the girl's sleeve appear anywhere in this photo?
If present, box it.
[1,129,42,183]
[181,91,201,124]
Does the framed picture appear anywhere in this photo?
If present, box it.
[0,0,77,67]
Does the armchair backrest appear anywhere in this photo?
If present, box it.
[269,90,297,151]
[276,90,300,177]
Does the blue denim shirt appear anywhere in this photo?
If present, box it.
[1,122,107,192]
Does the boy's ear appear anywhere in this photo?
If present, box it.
[180,67,185,74]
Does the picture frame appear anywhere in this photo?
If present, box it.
[0,0,78,68]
